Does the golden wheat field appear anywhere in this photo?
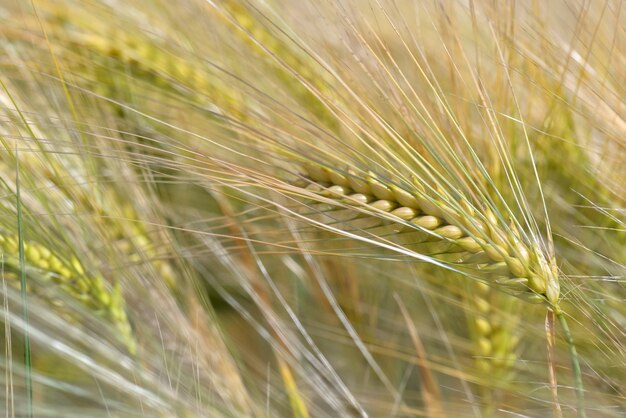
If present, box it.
[0,1,624,417]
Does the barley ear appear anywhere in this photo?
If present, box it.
[300,166,560,303]
[0,234,136,354]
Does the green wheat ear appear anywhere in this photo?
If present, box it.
[467,281,520,412]
[0,234,135,354]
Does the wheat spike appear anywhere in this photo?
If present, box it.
[469,281,519,382]
[0,233,135,353]
[300,165,560,306]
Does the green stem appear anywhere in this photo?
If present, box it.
[556,309,585,418]
[16,150,33,418]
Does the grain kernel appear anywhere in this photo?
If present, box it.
[370,200,397,212]
[410,215,442,230]
[390,207,417,220]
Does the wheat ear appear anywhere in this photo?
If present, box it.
[300,165,559,303]
[469,283,519,374]
[0,234,135,353]
[11,3,333,125]
[468,281,520,413]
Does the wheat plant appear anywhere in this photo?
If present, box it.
[0,0,624,417]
